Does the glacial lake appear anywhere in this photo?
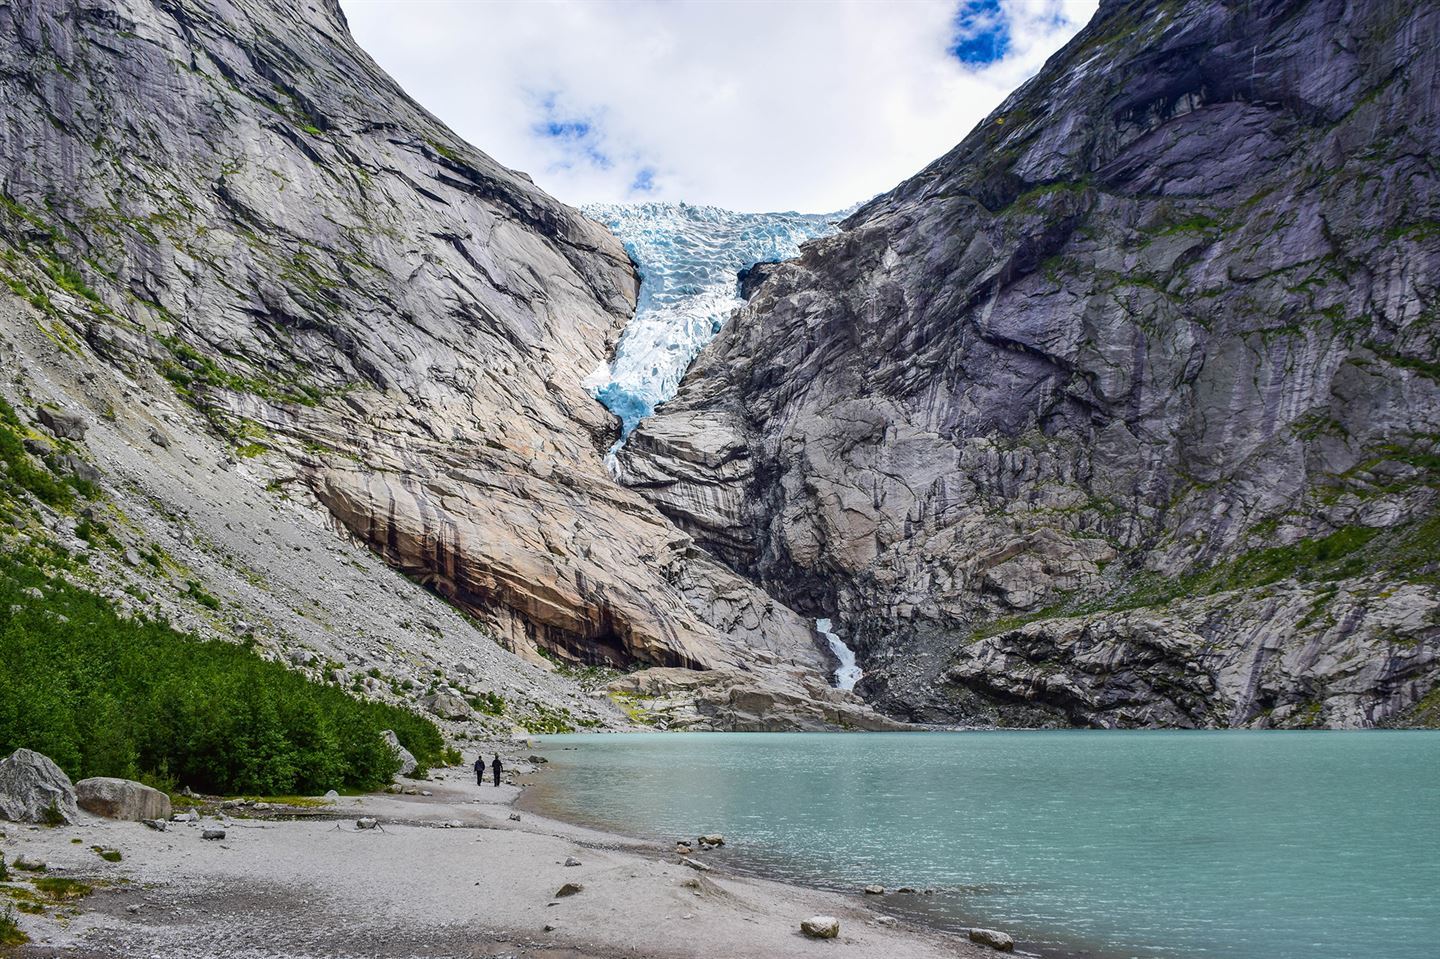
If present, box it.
[524,731,1438,959]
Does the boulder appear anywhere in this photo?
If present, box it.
[202,828,226,840]
[863,884,885,895]
[356,818,378,830]
[323,789,340,802]
[698,833,724,846]
[75,777,172,821]
[968,928,1015,952]
[36,406,86,440]
[801,916,840,939]
[381,730,417,776]
[421,691,473,720]
[0,748,78,825]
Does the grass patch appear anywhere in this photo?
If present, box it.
[32,877,91,902]
[0,904,27,947]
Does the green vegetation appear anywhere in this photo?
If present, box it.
[91,846,122,863]
[0,397,81,510]
[0,904,27,947]
[975,519,1440,639]
[32,877,90,902]
[0,548,444,795]
[467,691,506,716]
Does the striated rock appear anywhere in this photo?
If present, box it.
[381,730,418,777]
[0,748,78,825]
[800,916,839,939]
[968,928,1014,952]
[622,0,1440,728]
[75,777,172,822]
[0,0,830,703]
[608,667,909,732]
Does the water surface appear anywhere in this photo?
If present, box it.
[525,731,1438,959]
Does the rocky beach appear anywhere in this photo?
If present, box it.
[1,747,1001,959]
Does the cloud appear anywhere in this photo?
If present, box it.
[340,0,1098,213]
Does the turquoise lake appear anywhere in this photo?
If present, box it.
[525,731,1439,959]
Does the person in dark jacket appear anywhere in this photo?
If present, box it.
[491,754,503,787]
[473,754,485,786]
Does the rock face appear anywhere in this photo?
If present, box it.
[75,777,172,822]
[608,667,909,732]
[0,0,823,688]
[0,749,79,824]
[622,0,1440,727]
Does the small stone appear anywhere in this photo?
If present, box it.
[554,882,583,898]
[201,828,226,840]
[698,833,724,847]
[680,856,712,872]
[126,904,142,915]
[968,928,1015,952]
[863,884,885,895]
[172,811,199,823]
[675,842,693,856]
[876,916,898,927]
[563,856,582,867]
[543,923,559,932]
[896,886,917,894]
[356,818,378,830]
[801,916,840,939]
[140,818,167,832]
[13,854,46,871]
[323,790,340,803]
[508,813,521,822]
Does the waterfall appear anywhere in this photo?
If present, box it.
[816,617,863,691]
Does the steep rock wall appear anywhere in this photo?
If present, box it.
[0,0,824,674]
[621,0,1440,727]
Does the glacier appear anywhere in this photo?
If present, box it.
[580,201,847,458]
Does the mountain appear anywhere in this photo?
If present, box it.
[0,0,903,732]
[621,0,1440,728]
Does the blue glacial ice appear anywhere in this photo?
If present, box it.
[581,201,847,450]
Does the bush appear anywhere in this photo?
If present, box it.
[0,550,443,795]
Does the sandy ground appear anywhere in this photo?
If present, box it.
[2,770,1001,959]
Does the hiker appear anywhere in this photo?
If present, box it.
[491,753,503,787]
[473,754,485,786]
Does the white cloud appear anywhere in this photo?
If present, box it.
[340,0,1098,213]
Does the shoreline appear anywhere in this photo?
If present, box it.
[3,762,1004,959]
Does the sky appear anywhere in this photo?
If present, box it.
[341,0,1099,214]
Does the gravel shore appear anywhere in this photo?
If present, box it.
[3,767,996,958]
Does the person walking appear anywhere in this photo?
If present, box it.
[473,754,485,786]
[491,753,503,787]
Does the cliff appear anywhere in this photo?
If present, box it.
[620,0,1440,727]
[0,0,864,729]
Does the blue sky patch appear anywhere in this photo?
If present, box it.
[951,0,1011,66]
[531,92,612,170]
[629,167,657,194]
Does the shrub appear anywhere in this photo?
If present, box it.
[0,549,443,795]
[0,905,27,947]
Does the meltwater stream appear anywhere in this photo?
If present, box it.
[526,731,1440,959]
[581,201,845,466]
